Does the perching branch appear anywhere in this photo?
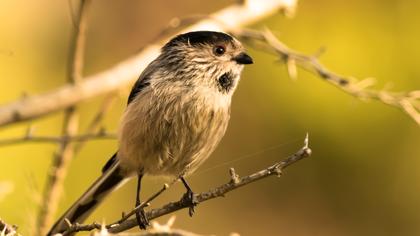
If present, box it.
[92,228,207,236]
[36,1,92,235]
[0,0,297,127]
[60,134,311,235]
[86,217,210,236]
[234,28,420,125]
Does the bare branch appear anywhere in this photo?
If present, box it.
[97,229,207,236]
[61,134,311,235]
[68,0,91,84]
[234,28,420,125]
[37,1,92,235]
[62,216,210,236]
[0,0,297,127]
[0,131,116,146]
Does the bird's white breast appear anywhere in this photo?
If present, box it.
[117,84,231,177]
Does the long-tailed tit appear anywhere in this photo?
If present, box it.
[48,31,253,235]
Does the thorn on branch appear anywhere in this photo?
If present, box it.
[273,165,282,177]
[286,58,298,80]
[304,133,309,149]
[64,218,72,228]
[229,168,240,184]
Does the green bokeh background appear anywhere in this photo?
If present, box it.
[1,0,420,235]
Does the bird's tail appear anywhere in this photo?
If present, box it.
[47,153,125,235]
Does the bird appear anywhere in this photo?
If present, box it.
[47,30,253,235]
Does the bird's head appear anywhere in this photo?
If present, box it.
[160,31,253,94]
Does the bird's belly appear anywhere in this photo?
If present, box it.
[118,91,230,177]
[145,115,227,177]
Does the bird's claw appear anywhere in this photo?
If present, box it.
[135,208,149,230]
[182,189,198,217]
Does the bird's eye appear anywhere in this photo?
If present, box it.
[213,45,226,56]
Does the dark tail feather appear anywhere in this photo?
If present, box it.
[47,153,124,235]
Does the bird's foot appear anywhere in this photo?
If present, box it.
[182,189,198,217]
[135,207,149,230]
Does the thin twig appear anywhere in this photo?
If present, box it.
[94,229,207,236]
[0,132,116,146]
[36,1,92,235]
[68,0,90,84]
[61,134,311,235]
[119,184,170,224]
[103,216,209,236]
[61,216,209,236]
[234,28,420,125]
[113,229,206,236]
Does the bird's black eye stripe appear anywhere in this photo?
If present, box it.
[213,45,225,56]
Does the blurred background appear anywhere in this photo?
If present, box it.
[1,0,420,235]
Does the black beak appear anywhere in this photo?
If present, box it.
[233,52,253,65]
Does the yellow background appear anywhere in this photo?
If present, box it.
[1,0,420,235]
